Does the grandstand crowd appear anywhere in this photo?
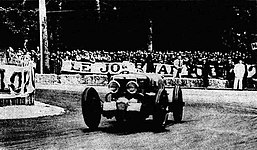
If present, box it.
[54,49,255,64]
[1,46,257,89]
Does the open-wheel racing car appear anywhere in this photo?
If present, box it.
[81,73,185,130]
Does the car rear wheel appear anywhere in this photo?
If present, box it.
[153,89,169,128]
[172,85,184,123]
[82,87,102,130]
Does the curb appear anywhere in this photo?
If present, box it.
[0,101,65,120]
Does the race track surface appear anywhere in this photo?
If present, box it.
[1,86,257,150]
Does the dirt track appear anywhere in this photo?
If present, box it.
[1,87,257,149]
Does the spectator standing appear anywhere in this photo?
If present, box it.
[186,57,194,78]
[243,61,248,89]
[173,55,183,78]
[215,57,224,79]
[55,53,62,75]
[6,47,13,63]
[247,65,257,89]
[202,58,210,88]
[225,58,234,88]
[49,53,56,73]
[146,53,155,73]
[195,58,203,78]
[250,66,257,89]
[32,49,40,73]
[233,59,246,90]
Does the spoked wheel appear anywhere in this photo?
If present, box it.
[153,89,169,128]
[82,87,102,130]
[172,85,184,123]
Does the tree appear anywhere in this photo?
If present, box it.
[0,2,39,48]
[221,4,257,52]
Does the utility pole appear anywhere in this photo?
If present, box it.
[148,19,153,52]
[96,0,101,21]
[39,0,49,74]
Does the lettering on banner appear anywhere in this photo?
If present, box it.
[0,66,35,94]
[31,68,35,88]
[100,63,121,73]
[10,72,22,93]
[81,63,91,72]
[154,64,174,75]
[153,64,157,73]
[61,60,256,77]
[100,64,109,73]
[71,62,81,71]
[170,65,173,74]
[62,61,135,74]
[158,65,168,74]
[110,64,120,73]
[23,70,34,93]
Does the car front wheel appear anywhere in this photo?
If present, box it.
[172,85,184,123]
[153,89,169,128]
[82,87,102,130]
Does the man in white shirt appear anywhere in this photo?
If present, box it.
[233,59,245,90]
[173,55,183,78]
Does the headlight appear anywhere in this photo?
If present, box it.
[126,81,138,94]
[108,80,120,93]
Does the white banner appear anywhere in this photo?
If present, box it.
[141,63,188,75]
[61,61,136,74]
[61,61,188,75]
[0,64,35,95]
[61,61,256,78]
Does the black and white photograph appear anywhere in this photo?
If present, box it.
[0,0,257,149]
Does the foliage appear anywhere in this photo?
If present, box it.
[221,5,257,51]
[0,4,38,40]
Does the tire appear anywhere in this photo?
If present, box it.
[82,87,102,130]
[172,85,184,123]
[153,89,169,128]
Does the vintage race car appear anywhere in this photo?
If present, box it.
[81,73,185,129]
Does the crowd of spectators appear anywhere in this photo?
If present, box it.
[51,49,255,75]
[51,49,255,65]
[0,47,39,67]
[1,47,256,89]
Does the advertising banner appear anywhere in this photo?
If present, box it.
[61,61,256,78]
[61,61,136,74]
[62,60,189,75]
[0,64,35,95]
[0,64,35,106]
[141,63,188,75]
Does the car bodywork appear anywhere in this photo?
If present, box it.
[81,72,185,129]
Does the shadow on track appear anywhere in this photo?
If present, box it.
[81,119,192,135]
